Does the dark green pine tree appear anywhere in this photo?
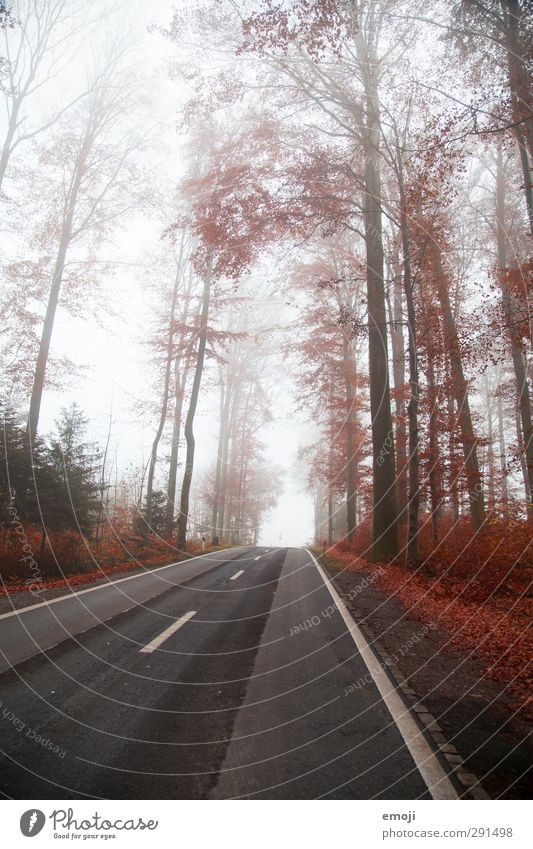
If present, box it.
[44,403,102,537]
[0,403,49,530]
[134,489,168,539]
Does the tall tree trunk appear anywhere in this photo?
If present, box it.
[433,248,485,530]
[0,102,19,192]
[166,261,195,535]
[176,252,213,550]
[27,224,79,444]
[211,365,227,544]
[486,399,496,511]
[342,335,357,542]
[419,282,442,542]
[497,393,509,517]
[357,34,398,560]
[314,490,320,544]
[26,119,94,445]
[427,356,443,543]
[95,406,113,545]
[219,359,244,541]
[447,391,460,522]
[27,244,67,446]
[515,405,530,505]
[515,125,533,236]
[218,403,233,543]
[503,0,533,233]
[327,483,333,548]
[165,359,190,536]
[234,382,253,544]
[397,168,421,563]
[386,269,408,523]
[145,265,181,529]
[495,145,533,517]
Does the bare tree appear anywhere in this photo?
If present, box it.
[176,249,213,550]
[26,39,146,445]
[0,0,102,192]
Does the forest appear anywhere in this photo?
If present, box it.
[0,1,531,699]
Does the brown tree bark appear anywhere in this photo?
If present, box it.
[26,122,91,446]
[503,0,533,233]
[145,264,181,529]
[176,251,213,550]
[342,335,357,542]
[397,163,421,563]
[495,145,533,516]
[497,393,509,517]
[165,360,189,536]
[211,363,228,543]
[433,249,485,530]
[357,30,398,560]
[386,264,408,523]
[166,264,196,535]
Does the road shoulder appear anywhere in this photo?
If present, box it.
[321,553,532,800]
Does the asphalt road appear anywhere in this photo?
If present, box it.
[0,546,458,799]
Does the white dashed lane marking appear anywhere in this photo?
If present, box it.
[139,610,197,654]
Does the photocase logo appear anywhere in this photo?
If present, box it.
[20,810,46,837]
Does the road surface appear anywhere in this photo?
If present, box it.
[0,546,459,799]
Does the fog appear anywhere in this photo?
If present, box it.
[1,0,531,558]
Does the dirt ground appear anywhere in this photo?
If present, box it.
[326,560,533,800]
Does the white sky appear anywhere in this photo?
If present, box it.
[5,0,526,544]
[0,0,317,544]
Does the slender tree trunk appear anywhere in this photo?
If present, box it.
[145,265,181,529]
[398,171,421,563]
[166,261,195,535]
[342,335,357,542]
[418,278,442,541]
[235,382,253,544]
[95,406,113,544]
[0,103,19,192]
[211,366,227,543]
[26,117,95,445]
[386,271,408,523]
[487,400,496,511]
[495,145,533,517]
[327,485,333,548]
[314,491,320,544]
[27,241,72,444]
[515,405,530,504]
[176,252,213,550]
[497,394,509,517]
[427,356,442,543]
[219,360,244,541]
[447,392,460,522]
[504,0,533,234]
[218,405,233,542]
[165,360,190,536]
[433,248,485,530]
[515,125,533,236]
[358,37,398,560]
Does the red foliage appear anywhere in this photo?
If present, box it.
[329,516,533,712]
[0,523,211,596]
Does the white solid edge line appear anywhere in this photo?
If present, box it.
[304,548,458,801]
[230,570,245,581]
[139,610,197,654]
[0,548,242,621]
